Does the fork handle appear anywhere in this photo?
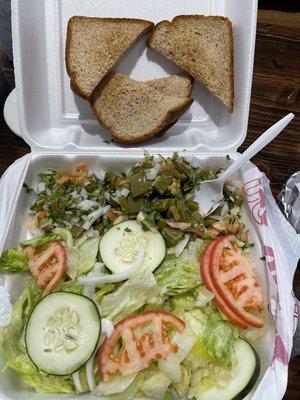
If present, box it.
[219,113,294,183]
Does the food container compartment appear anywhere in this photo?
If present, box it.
[0,153,275,400]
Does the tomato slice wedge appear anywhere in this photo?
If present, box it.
[98,311,185,381]
[210,235,264,329]
[24,241,66,292]
[200,240,249,329]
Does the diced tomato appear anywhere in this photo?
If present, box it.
[37,210,46,220]
[210,235,264,328]
[56,163,89,184]
[105,209,118,222]
[200,240,249,329]
[25,217,38,230]
[24,241,66,292]
[98,311,185,381]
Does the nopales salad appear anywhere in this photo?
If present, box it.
[0,153,265,399]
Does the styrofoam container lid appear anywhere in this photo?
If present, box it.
[12,0,257,153]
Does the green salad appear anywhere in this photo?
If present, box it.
[0,153,265,399]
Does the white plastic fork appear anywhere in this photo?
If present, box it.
[195,113,295,216]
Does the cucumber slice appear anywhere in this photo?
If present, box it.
[195,338,260,400]
[25,292,101,376]
[100,220,166,274]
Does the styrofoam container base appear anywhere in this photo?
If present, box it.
[0,153,274,400]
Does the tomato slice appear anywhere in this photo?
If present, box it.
[24,241,66,292]
[210,235,264,329]
[98,311,185,381]
[200,240,249,329]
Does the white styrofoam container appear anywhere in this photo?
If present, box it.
[12,0,258,154]
[4,1,296,400]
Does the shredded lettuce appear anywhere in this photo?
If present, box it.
[170,285,214,311]
[101,270,165,323]
[140,371,171,400]
[94,373,137,396]
[59,280,83,294]
[172,365,191,398]
[154,249,199,295]
[75,237,99,277]
[203,306,239,367]
[4,354,74,394]
[53,227,74,246]
[0,248,28,273]
[95,282,118,302]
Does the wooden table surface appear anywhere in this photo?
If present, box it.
[0,9,299,400]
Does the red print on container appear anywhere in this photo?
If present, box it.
[272,334,289,366]
[263,245,277,284]
[244,179,268,226]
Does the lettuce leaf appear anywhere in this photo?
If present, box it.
[173,365,191,398]
[101,270,165,323]
[103,373,144,400]
[4,354,74,394]
[140,371,171,400]
[0,249,28,273]
[94,373,137,396]
[75,237,99,277]
[170,285,213,311]
[20,233,60,248]
[154,249,199,295]
[203,318,238,366]
[59,280,83,294]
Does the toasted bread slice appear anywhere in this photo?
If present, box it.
[147,15,234,112]
[90,72,193,144]
[66,16,154,100]
[146,74,194,98]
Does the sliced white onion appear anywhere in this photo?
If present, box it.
[92,169,106,181]
[72,371,83,393]
[158,352,182,383]
[220,201,229,217]
[85,354,96,392]
[46,188,51,196]
[78,245,146,286]
[38,182,46,193]
[146,164,160,180]
[115,188,130,199]
[77,200,99,211]
[0,286,12,327]
[83,285,95,299]
[101,318,114,338]
[80,188,88,198]
[28,228,44,238]
[137,211,157,233]
[167,234,190,258]
[82,205,111,230]
[104,192,111,202]
[171,327,196,363]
